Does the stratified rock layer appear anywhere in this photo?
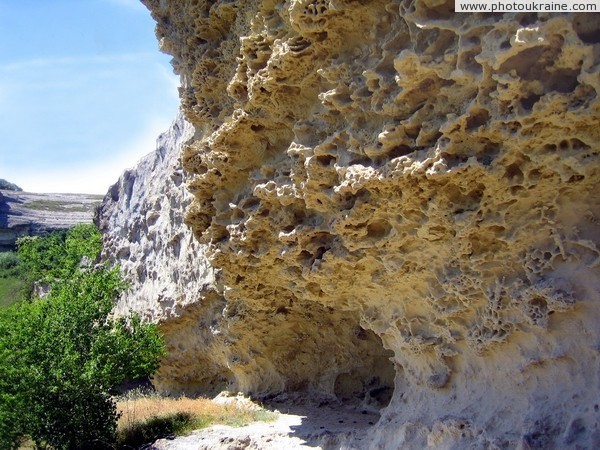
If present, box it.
[131,2,598,448]
[0,190,101,251]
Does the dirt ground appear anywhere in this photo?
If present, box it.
[151,399,381,450]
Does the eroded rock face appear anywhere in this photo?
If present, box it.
[96,114,231,393]
[132,2,598,447]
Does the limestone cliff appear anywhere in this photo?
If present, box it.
[97,114,208,318]
[0,190,101,251]
[95,114,230,393]
[102,2,600,448]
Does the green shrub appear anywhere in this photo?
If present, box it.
[16,223,102,285]
[0,225,165,449]
[0,252,20,273]
[0,252,25,308]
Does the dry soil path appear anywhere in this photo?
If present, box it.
[151,403,380,450]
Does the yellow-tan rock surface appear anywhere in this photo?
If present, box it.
[126,1,599,447]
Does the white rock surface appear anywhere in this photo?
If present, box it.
[96,113,215,322]
[152,402,380,450]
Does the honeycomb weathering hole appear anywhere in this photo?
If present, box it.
[367,219,393,240]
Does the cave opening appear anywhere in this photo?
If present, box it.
[253,301,397,415]
[154,295,397,422]
[331,326,396,412]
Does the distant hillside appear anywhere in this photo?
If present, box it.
[0,190,102,251]
[0,179,23,192]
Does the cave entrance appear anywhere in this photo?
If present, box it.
[261,301,396,413]
[212,297,397,416]
[332,326,395,412]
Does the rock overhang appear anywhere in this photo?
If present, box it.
[100,2,600,447]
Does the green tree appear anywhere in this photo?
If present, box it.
[0,226,165,449]
[16,230,68,283]
[16,223,102,285]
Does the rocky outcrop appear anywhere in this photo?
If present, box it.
[0,190,101,251]
[101,2,600,448]
[96,113,204,319]
[95,114,229,393]
[0,179,23,192]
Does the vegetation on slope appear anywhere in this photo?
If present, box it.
[0,225,165,449]
[0,252,26,308]
[0,179,23,191]
[24,199,102,213]
[0,224,277,449]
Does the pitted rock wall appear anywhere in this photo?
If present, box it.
[131,1,599,448]
[97,114,209,320]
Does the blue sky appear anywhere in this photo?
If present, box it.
[0,0,180,194]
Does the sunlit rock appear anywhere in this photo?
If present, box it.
[100,2,600,447]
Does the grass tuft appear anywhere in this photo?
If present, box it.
[117,412,195,449]
[116,392,278,448]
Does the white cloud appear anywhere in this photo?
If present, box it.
[0,52,155,72]
[0,1,180,195]
[0,48,180,195]
[103,0,147,12]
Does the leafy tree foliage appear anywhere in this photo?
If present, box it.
[0,225,165,449]
[0,252,21,275]
[17,224,102,284]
